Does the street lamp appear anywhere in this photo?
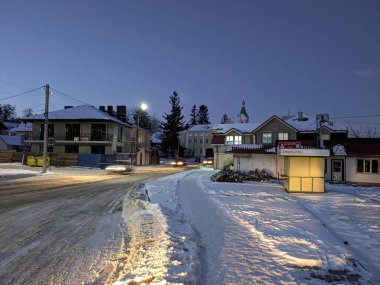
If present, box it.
[135,103,148,165]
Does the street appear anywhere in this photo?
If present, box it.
[0,166,185,285]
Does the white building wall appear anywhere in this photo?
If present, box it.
[234,153,278,177]
[346,156,380,184]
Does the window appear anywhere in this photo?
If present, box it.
[262,133,272,144]
[234,136,242,144]
[65,124,80,140]
[116,146,122,153]
[226,136,234,145]
[65,145,79,153]
[200,139,203,143]
[205,139,208,143]
[357,159,379,174]
[91,124,106,141]
[40,124,54,140]
[225,135,241,145]
[117,126,123,141]
[194,139,197,143]
[372,160,378,173]
[189,139,192,143]
[278,133,289,140]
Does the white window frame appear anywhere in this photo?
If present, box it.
[262,133,272,144]
[226,136,234,145]
[234,135,242,145]
[278,132,289,140]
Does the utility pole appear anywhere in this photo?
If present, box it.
[42,84,49,173]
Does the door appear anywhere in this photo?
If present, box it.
[332,160,343,181]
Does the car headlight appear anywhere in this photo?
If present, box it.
[177,161,184,165]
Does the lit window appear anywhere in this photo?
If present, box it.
[262,133,272,144]
[234,136,242,144]
[278,133,288,140]
[226,136,234,145]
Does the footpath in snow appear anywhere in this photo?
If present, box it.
[117,169,380,284]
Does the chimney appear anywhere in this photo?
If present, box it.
[99,105,106,112]
[64,106,73,109]
[297,112,303,121]
[107,105,114,116]
[116,105,127,122]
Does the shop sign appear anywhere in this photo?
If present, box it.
[280,148,330,157]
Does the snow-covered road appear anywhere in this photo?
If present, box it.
[125,169,380,285]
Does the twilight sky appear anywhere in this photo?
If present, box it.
[1,0,380,125]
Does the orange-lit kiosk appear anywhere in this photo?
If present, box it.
[280,149,330,193]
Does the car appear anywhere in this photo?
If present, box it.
[170,159,187,167]
[105,159,134,173]
[201,157,214,168]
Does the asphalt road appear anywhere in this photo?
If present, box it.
[0,166,186,285]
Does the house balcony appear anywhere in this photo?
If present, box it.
[25,132,114,145]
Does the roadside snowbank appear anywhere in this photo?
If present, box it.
[116,173,200,284]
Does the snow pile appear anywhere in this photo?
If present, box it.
[115,174,200,284]
[197,173,379,284]
[0,167,39,180]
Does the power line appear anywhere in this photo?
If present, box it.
[50,87,91,106]
[332,114,380,119]
[0,86,45,102]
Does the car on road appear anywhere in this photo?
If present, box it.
[105,160,134,173]
[201,157,214,168]
[170,159,187,167]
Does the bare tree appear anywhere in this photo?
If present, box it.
[348,123,379,138]
[22,108,34,118]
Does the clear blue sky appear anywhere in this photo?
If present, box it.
[1,0,380,125]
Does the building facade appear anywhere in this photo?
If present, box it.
[24,105,152,166]
[178,125,214,159]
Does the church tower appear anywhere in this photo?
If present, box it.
[237,98,249,123]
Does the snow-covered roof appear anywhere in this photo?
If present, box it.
[188,124,213,132]
[0,135,24,146]
[283,114,317,132]
[11,122,32,133]
[212,123,260,134]
[2,122,19,130]
[24,105,132,127]
[178,124,213,134]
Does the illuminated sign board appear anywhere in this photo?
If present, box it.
[280,148,330,157]
[277,141,302,149]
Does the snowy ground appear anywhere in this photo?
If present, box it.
[119,169,380,284]
[1,166,379,284]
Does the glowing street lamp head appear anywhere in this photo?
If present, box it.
[140,103,148,111]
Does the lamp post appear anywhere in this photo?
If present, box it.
[135,103,148,165]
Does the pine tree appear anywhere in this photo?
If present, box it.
[189,105,197,126]
[160,91,186,157]
[197,104,210,125]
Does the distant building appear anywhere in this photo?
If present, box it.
[178,125,214,159]
[237,98,249,123]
